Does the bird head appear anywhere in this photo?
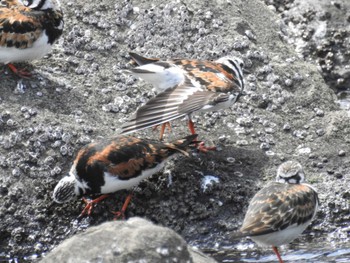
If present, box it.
[52,174,79,203]
[25,0,62,11]
[276,161,305,184]
[216,56,245,96]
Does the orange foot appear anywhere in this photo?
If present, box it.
[7,63,32,78]
[112,193,133,220]
[78,194,110,219]
[197,142,217,153]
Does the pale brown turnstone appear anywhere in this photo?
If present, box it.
[233,161,319,263]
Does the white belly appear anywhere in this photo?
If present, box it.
[251,221,311,247]
[0,32,52,64]
[100,162,166,194]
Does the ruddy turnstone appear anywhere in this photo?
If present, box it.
[0,0,64,77]
[233,161,319,263]
[53,134,197,218]
[121,52,245,145]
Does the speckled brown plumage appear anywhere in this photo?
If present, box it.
[233,161,319,263]
[239,182,319,237]
[0,0,63,49]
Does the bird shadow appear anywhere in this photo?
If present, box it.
[0,61,87,116]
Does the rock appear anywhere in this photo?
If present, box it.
[40,217,216,263]
[272,0,350,90]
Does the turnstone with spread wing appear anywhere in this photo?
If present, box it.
[122,53,245,145]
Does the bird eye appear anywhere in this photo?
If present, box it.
[228,59,244,69]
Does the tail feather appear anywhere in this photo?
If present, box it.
[230,230,248,239]
[123,68,155,75]
[166,134,198,156]
[129,52,159,66]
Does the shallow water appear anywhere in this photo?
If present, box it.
[205,239,350,263]
[2,233,350,262]
[2,248,350,263]
[213,248,350,263]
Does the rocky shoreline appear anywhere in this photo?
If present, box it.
[0,0,349,262]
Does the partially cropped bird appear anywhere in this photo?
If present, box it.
[232,161,319,263]
[0,0,64,77]
[53,134,197,219]
[121,52,245,147]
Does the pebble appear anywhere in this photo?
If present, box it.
[338,150,346,156]
[315,108,325,117]
[226,157,235,163]
[316,129,325,136]
[236,140,249,146]
[283,123,291,131]
[260,142,270,150]
[335,172,343,179]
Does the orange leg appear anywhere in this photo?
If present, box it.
[153,122,172,140]
[159,122,172,140]
[188,119,196,135]
[78,194,110,218]
[7,63,32,78]
[272,246,284,263]
[112,193,133,220]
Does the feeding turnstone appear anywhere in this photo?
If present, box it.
[0,0,64,77]
[233,161,319,263]
[53,134,197,218]
[121,52,245,144]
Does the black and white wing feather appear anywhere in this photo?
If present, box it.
[121,78,231,135]
[129,52,160,65]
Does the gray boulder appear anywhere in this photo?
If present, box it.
[40,217,216,263]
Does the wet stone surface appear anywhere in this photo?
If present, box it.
[0,0,350,262]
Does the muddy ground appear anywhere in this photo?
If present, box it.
[0,0,349,261]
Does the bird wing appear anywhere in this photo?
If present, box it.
[3,0,22,8]
[129,52,160,65]
[121,78,231,135]
[0,4,44,49]
[239,182,319,237]
[74,135,196,183]
[123,60,174,74]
